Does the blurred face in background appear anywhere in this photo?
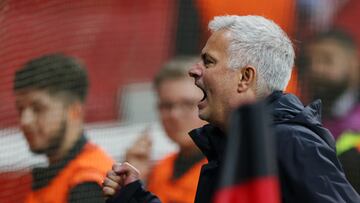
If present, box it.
[157,77,206,149]
[15,89,68,156]
[305,39,357,116]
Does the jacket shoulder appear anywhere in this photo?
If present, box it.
[274,123,324,143]
[273,122,360,202]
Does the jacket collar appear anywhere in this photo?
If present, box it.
[32,134,87,189]
[265,90,283,105]
[190,91,336,164]
[189,91,284,163]
[189,124,227,163]
[267,91,335,148]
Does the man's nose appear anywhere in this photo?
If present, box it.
[188,62,203,79]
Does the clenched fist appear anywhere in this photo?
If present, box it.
[102,162,140,197]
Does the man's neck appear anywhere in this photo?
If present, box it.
[48,127,83,164]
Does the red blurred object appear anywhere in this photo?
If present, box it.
[0,171,32,203]
[0,0,176,127]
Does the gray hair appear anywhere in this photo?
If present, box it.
[209,15,295,95]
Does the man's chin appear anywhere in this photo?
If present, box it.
[198,111,210,122]
[28,144,49,155]
[30,147,46,154]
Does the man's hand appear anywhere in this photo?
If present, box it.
[125,129,152,180]
[102,162,140,197]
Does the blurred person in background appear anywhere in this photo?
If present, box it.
[297,0,347,37]
[103,15,360,203]
[299,30,360,145]
[13,53,114,203]
[125,56,207,203]
[300,30,360,193]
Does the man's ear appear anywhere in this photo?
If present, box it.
[237,66,256,92]
[67,101,84,121]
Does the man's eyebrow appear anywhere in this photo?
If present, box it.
[201,53,216,61]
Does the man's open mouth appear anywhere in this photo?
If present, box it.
[200,88,207,102]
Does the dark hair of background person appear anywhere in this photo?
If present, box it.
[13,53,89,103]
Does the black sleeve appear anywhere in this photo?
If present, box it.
[69,182,106,203]
[106,180,161,203]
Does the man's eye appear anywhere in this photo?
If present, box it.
[204,58,212,66]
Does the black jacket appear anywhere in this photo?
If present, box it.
[190,91,360,203]
[107,91,360,203]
